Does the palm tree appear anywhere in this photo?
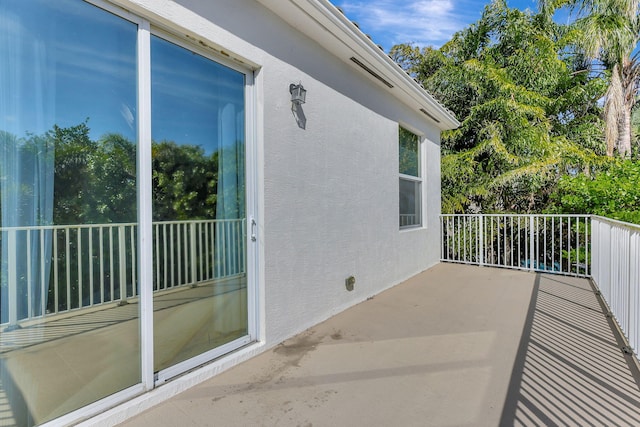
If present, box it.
[391,0,605,213]
[544,0,640,157]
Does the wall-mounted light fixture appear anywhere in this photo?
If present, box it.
[289,82,307,129]
[289,83,307,105]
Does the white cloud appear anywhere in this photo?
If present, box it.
[335,0,480,48]
[120,103,135,131]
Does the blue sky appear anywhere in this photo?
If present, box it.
[2,0,244,151]
[329,0,546,50]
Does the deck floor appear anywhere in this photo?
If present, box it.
[118,263,640,427]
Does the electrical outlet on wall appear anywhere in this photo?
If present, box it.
[345,276,355,291]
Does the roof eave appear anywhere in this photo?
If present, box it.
[256,0,460,131]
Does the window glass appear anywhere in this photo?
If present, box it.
[400,179,421,227]
[0,0,139,424]
[151,35,248,372]
[399,127,419,177]
[399,127,422,228]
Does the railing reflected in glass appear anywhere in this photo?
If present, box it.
[0,220,245,325]
[0,0,251,424]
[0,0,139,425]
[150,34,248,373]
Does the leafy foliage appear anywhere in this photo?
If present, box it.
[50,122,100,224]
[550,160,640,223]
[1,123,223,225]
[399,127,419,176]
[542,0,640,157]
[152,141,219,221]
[391,0,606,214]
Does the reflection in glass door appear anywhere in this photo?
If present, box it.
[0,1,140,425]
[150,34,249,375]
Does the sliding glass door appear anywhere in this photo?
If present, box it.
[0,1,140,425]
[150,34,250,377]
[0,0,255,424]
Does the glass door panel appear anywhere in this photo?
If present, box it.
[150,35,248,373]
[0,1,139,425]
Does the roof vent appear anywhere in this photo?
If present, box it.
[420,108,440,123]
[350,57,394,88]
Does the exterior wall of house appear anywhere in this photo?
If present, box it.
[117,0,443,347]
[0,1,451,424]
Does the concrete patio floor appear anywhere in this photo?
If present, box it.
[119,263,640,426]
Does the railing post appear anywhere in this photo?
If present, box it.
[529,216,535,272]
[629,227,640,353]
[190,221,197,285]
[6,229,20,331]
[440,216,444,260]
[118,225,127,303]
[479,215,485,266]
[585,216,590,276]
[593,217,600,285]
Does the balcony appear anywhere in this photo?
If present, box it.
[117,262,640,426]
[115,214,640,426]
[2,215,640,426]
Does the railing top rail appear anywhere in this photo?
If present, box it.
[591,215,640,231]
[0,218,246,232]
[440,213,638,230]
[440,214,591,219]
[153,218,245,226]
[0,222,138,232]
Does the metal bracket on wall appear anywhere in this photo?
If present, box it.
[621,346,634,355]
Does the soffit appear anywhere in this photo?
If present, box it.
[256,0,460,130]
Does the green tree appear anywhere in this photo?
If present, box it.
[44,123,138,225]
[551,160,640,223]
[543,0,640,157]
[50,121,96,224]
[151,141,218,221]
[633,105,640,154]
[89,133,137,223]
[21,123,224,224]
[391,0,606,213]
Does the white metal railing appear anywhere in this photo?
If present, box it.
[1,218,246,327]
[591,216,640,357]
[440,214,591,276]
[442,213,640,360]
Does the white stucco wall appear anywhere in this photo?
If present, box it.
[254,18,443,345]
[73,1,452,424]
[113,0,444,349]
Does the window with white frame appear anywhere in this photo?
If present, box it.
[399,127,422,228]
